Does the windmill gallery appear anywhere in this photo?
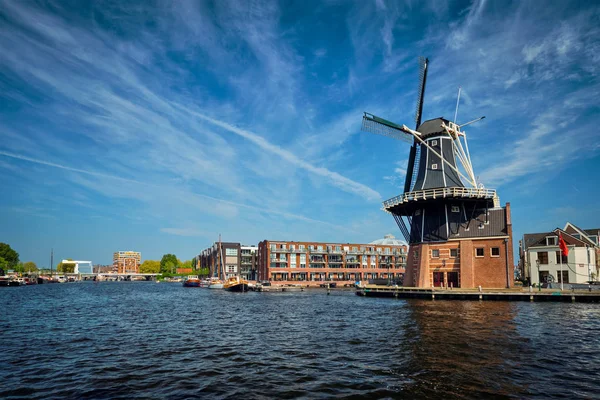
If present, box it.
[361,58,513,289]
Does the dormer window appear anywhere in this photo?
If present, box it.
[546,237,557,246]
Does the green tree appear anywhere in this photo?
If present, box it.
[0,256,7,270]
[23,261,38,273]
[160,254,178,274]
[181,259,193,269]
[0,243,19,269]
[140,260,160,274]
[164,260,175,274]
[57,259,75,273]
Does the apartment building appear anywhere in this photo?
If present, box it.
[522,222,599,285]
[112,251,141,274]
[198,242,257,280]
[257,234,408,286]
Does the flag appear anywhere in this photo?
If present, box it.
[558,232,569,257]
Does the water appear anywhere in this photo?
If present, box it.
[1,282,599,399]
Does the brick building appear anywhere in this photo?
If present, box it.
[113,251,141,274]
[404,204,514,288]
[198,242,257,280]
[257,235,407,286]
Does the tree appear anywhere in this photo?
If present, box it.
[140,260,160,274]
[57,259,75,273]
[23,261,38,273]
[181,259,193,269]
[0,243,19,269]
[160,254,178,274]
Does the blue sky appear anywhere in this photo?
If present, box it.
[1,0,599,267]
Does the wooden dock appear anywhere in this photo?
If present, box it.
[356,285,600,302]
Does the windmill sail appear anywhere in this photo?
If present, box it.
[404,57,429,193]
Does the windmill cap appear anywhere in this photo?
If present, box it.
[417,117,452,139]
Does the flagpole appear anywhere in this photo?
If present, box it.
[560,253,563,291]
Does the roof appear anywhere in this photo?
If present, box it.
[524,228,590,249]
[417,117,452,139]
[369,234,408,247]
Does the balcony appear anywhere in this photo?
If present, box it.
[383,187,497,211]
[309,248,327,254]
[270,248,290,253]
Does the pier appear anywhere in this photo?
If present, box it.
[356,285,600,302]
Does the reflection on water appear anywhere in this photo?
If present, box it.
[1,283,599,399]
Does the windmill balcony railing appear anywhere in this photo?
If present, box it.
[382,187,497,210]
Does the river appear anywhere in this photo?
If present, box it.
[1,282,599,399]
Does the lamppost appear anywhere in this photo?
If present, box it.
[536,259,541,291]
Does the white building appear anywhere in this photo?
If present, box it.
[523,224,598,286]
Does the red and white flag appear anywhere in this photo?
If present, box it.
[558,232,569,257]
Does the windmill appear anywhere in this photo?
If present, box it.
[360,57,499,245]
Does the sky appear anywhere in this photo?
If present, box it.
[1,0,599,267]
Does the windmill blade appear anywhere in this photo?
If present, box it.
[361,112,413,144]
[414,57,429,129]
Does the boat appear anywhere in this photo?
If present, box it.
[8,277,26,286]
[182,275,201,287]
[223,276,249,292]
[282,284,304,292]
[208,277,224,289]
[199,279,211,288]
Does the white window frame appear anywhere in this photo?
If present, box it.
[490,247,500,257]
[475,248,485,258]
[431,249,440,258]
[431,163,438,170]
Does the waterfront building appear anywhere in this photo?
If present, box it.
[521,223,599,285]
[359,58,513,288]
[112,251,141,274]
[198,242,257,280]
[257,235,407,286]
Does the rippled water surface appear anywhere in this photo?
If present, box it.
[2,282,600,399]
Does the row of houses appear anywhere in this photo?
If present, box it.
[195,234,408,285]
[520,223,599,286]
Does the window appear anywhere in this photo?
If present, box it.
[300,254,306,263]
[270,244,276,251]
[431,163,438,170]
[546,237,556,246]
[226,248,238,256]
[335,246,341,251]
[352,247,358,251]
[451,206,460,213]
[476,248,484,257]
[431,140,438,146]
[450,248,458,257]
[227,265,236,273]
[414,250,419,259]
[290,245,295,251]
[317,245,323,251]
[589,235,598,245]
[572,234,580,239]
[491,247,500,257]
[538,251,548,264]
[299,245,305,251]
[281,244,286,250]
[432,249,440,258]
[555,251,568,264]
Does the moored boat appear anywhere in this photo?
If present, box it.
[208,277,224,289]
[224,276,249,292]
[182,275,201,287]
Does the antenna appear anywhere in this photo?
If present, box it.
[453,86,462,124]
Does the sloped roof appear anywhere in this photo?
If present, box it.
[525,228,589,248]
[563,222,597,246]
